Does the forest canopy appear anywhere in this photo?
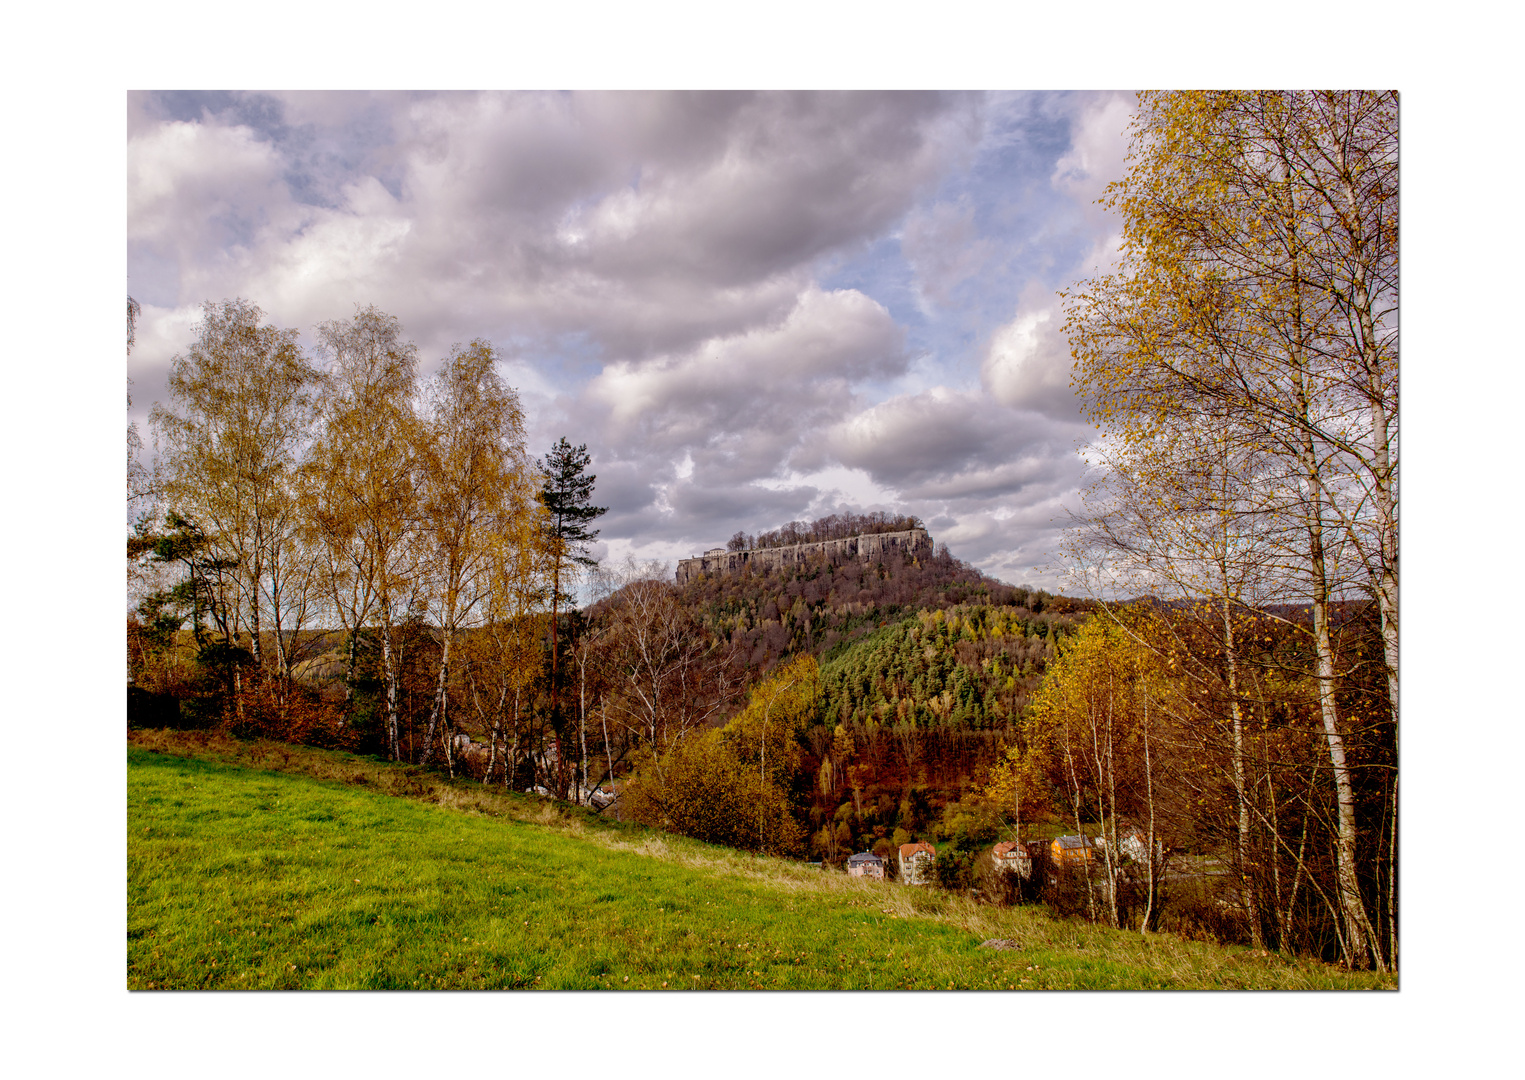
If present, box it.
[727,511,925,551]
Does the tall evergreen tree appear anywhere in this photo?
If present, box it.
[539,438,607,794]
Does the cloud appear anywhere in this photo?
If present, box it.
[126,90,1132,592]
[793,384,1090,588]
[980,297,1077,416]
[129,91,980,372]
[128,119,308,306]
[560,285,915,553]
[901,195,995,309]
[1050,91,1134,225]
[977,95,1135,425]
[585,286,908,471]
[822,386,1088,498]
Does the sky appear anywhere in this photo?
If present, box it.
[128,89,1136,590]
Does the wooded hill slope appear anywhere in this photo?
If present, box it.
[653,548,1089,865]
[671,545,1083,670]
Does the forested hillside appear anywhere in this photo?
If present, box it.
[801,604,1067,860]
[649,549,1086,865]
[673,542,1076,668]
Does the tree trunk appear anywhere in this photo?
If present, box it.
[344,628,358,716]
[419,625,454,765]
[380,604,399,761]
[1141,689,1157,934]
[508,685,521,790]
[1334,121,1400,729]
[549,555,562,794]
[1278,139,1381,970]
[1387,774,1398,968]
[1061,727,1096,921]
[578,654,590,805]
[1220,589,1262,949]
[485,718,500,785]
[1303,422,1377,967]
[601,699,617,814]
[248,555,263,675]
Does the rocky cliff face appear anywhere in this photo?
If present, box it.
[675,528,934,586]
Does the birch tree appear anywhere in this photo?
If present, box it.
[602,572,745,767]
[151,298,319,700]
[1065,90,1396,968]
[309,306,420,759]
[460,499,549,789]
[414,340,531,766]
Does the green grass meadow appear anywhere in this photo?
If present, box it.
[127,734,1394,991]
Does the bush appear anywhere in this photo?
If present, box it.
[1155,875,1251,946]
[624,737,805,856]
[1042,864,1097,920]
[220,679,367,752]
[930,834,982,891]
[977,859,1040,906]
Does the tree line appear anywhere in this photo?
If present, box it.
[126,305,983,828]
[727,511,925,552]
[1037,90,1397,968]
[128,300,616,794]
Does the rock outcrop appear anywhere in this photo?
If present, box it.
[674,527,934,586]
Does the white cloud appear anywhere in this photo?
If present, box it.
[1051,91,1134,223]
[128,119,308,303]
[981,301,1076,416]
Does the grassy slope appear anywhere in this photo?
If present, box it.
[127,731,1394,991]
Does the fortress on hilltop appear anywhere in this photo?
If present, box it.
[674,527,934,586]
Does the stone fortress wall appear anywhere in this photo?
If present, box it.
[675,527,934,586]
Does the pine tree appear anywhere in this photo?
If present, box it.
[538,438,607,795]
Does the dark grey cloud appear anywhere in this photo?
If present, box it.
[819,387,1089,494]
[584,286,909,472]
[129,90,981,373]
[366,91,978,360]
[631,479,820,549]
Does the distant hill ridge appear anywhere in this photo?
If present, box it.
[675,527,934,586]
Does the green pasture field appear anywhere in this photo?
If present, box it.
[127,732,1394,991]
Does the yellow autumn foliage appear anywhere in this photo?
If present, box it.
[624,655,819,855]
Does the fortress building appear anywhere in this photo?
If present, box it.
[674,527,934,586]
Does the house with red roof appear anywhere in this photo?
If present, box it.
[992,840,1032,878]
[898,841,936,885]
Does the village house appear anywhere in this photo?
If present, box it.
[846,851,885,879]
[1120,832,1145,861]
[991,840,1032,878]
[1093,825,1158,864]
[1050,834,1094,866]
[899,841,936,885]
